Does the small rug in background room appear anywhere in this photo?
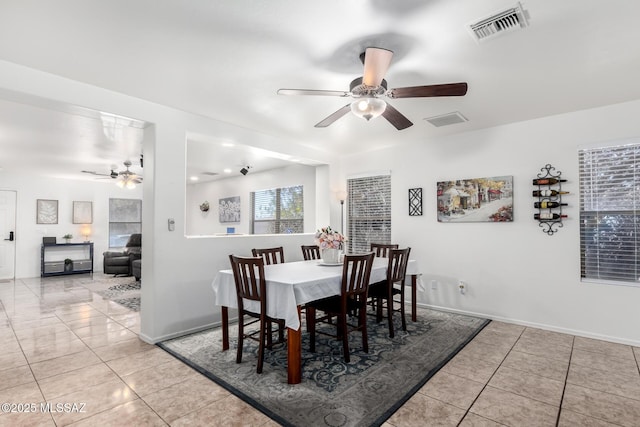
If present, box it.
[85,276,141,311]
[159,307,489,427]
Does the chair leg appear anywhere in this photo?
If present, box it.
[400,290,407,332]
[277,320,284,343]
[360,302,369,354]
[339,313,350,363]
[266,321,273,349]
[257,316,266,374]
[387,294,395,338]
[308,307,316,353]
[236,315,244,364]
[376,296,383,323]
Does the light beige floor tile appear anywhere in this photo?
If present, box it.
[30,348,102,380]
[501,349,569,382]
[479,320,525,337]
[2,338,22,354]
[55,307,105,323]
[419,371,485,410]
[488,365,564,407]
[521,327,574,348]
[91,337,155,362]
[472,327,519,350]
[14,324,71,341]
[573,336,635,360]
[0,409,56,426]
[106,348,177,377]
[171,394,274,427]
[441,352,500,384]
[38,363,121,400]
[22,338,89,364]
[0,349,29,370]
[18,330,82,351]
[457,339,511,364]
[0,364,36,392]
[71,321,126,338]
[142,374,230,423]
[458,412,506,427]
[512,335,573,362]
[0,382,44,405]
[64,315,113,331]
[567,362,640,400]
[386,393,465,427]
[68,399,167,427]
[121,359,200,397]
[469,386,558,426]
[79,328,139,349]
[562,383,640,427]
[571,348,639,378]
[10,316,65,331]
[47,378,137,426]
[558,409,621,427]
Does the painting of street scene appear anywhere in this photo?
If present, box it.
[437,176,513,222]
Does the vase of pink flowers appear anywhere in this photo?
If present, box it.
[314,226,347,263]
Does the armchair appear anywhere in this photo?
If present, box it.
[103,233,142,276]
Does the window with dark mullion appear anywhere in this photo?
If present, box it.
[251,185,303,234]
[347,174,391,253]
[579,142,640,286]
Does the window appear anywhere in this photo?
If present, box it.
[109,198,142,247]
[251,185,303,234]
[579,142,640,285]
[347,173,391,253]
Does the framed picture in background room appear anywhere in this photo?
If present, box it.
[437,176,513,222]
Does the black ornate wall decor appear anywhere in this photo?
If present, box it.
[408,188,423,216]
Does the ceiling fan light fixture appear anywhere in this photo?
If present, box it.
[350,97,387,121]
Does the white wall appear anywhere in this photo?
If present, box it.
[339,99,640,346]
[186,164,317,236]
[0,171,142,278]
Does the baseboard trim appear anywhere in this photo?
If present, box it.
[418,302,640,347]
[140,321,221,344]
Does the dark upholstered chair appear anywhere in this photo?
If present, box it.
[306,252,375,363]
[370,243,399,258]
[368,247,411,338]
[251,247,285,265]
[229,255,285,373]
[301,245,321,260]
[103,233,142,276]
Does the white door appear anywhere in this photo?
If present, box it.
[0,190,17,280]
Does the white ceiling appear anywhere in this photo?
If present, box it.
[1,0,639,181]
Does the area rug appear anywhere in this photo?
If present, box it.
[83,276,141,312]
[159,307,489,427]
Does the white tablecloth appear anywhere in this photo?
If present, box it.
[212,258,421,331]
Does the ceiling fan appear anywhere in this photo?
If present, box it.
[82,160,142,188]
[278,47,468,130]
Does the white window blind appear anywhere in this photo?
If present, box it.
[251,185,303,234]
[108,198,142,248]
[579,143,640,285]
[347,174,391,253]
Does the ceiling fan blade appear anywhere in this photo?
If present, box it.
[388,82,468,99]
[314,104,352,128]
[382,104,413,130]
[362,48,393,87]
[278,89,349,97]
[81,170,111,177]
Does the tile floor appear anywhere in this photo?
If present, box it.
[1,274,639,426]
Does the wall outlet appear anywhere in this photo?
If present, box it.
[459,280,466,295]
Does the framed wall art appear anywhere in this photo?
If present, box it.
[73,201,93,224]
[437,176,513,222]
[408,188,423,216]
[36,199,58,224]
[219,196,240,223]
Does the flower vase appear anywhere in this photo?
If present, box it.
[322,248,341,264]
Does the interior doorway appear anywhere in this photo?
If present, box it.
[0,190,17,280]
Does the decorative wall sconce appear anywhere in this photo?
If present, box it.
[200,201,210,212]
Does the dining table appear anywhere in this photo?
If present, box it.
[211,256,422,384]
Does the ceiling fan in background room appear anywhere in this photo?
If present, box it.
[278,47,468,130]
[82,160,143,188]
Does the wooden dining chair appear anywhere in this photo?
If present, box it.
[251,246,285,265]
[228,254,284,374]
[370,243,399,257]
[306,252,375,363]
[368,247,411,338]
[301,245,321,260]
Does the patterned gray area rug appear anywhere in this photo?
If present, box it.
[159,307,489,427]
[88,277,141,312]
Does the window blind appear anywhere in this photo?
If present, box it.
[108,198,142,248]
[579,143,640,285]
[251,185,303,234]
[347,174,391,253]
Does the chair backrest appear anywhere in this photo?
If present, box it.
[229,255,267,313]
[341,252,375,300]
[251,247,285,265]
[386,247,411,285]
[301,245,321,260]
[370,243,399,257]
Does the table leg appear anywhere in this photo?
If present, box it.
[411,275,417,322]
[221,306,229,351]
[287,306,302,384]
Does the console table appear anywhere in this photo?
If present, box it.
[41,242,94,277]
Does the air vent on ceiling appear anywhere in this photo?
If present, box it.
[469,2,528,42]
[424,112,468,128]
